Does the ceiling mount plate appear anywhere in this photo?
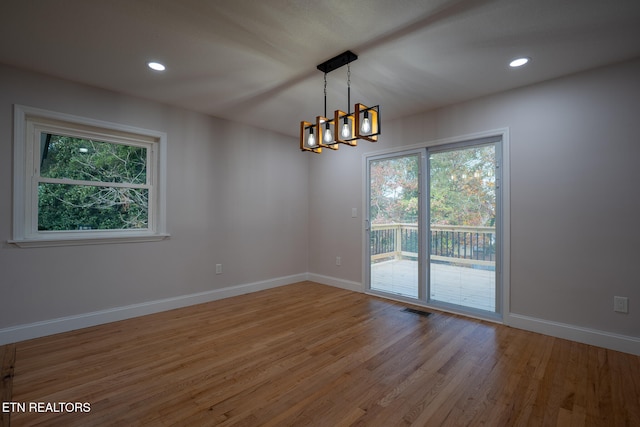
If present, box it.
[317,50,358,74]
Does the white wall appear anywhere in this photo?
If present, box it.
[308,58,640,352]
[0,64,309,340]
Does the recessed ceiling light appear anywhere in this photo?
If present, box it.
[509,57,530,68]
[147,61,166,71]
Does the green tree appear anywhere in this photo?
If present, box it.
[369,144,495,227]
[429,145,495,227]
[370,155,419,224]
[38,134,148,231]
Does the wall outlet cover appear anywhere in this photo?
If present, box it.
[614,296,628,313]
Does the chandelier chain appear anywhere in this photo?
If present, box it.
[324,73,327,96]
[324,73,328,117]
[347,64,351,112]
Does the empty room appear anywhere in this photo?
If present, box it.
[1,1,639,425]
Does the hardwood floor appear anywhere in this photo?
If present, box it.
[2,282,639,426]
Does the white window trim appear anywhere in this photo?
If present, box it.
[10,105,169,248]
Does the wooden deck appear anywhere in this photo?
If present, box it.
[371,259,496,311]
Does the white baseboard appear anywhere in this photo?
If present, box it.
[307,273,363,293]
[506,313,640,356]
[0,273,308,345]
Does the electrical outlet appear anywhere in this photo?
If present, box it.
[216,264,222,275]
[614,296,628,313]
[336,256,341,266]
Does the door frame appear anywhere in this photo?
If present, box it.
[362,128,510,322]
[364,148,427,301]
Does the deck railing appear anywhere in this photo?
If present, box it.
[370,223,495,267]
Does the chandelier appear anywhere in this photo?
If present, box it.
[300,51,380,154]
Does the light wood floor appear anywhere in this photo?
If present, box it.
[1,282,639,426]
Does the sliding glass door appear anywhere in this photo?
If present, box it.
[368,151,423,299]
[366,137,501,318]
[428,142,497,312]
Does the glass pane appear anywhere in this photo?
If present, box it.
[40,133,147,184]
[369,154,420,298]
[429,144,496,311]
[38,183,148,231]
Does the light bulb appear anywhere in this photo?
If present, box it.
[324,128,333,143]
[361,112,371,133]
[341,119,350,138]
[307,129,316,147]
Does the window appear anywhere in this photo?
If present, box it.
[11,105,168,247]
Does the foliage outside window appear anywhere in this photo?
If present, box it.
[12,105,168,247]
[38,134,149,231]
[369,144,496,227]
[429,144,496,227]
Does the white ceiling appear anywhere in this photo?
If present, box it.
[2,0,640,137]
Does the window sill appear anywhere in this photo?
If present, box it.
[8,233,170,248]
